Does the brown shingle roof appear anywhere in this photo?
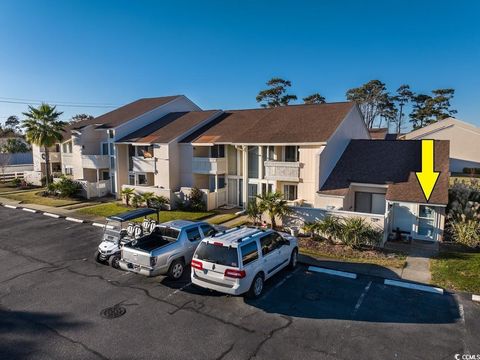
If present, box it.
[63,96,182,137]
[319,140,450,205]
[117,110,221,144]
[187,102,355,144]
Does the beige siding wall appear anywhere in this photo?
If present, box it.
[179,144,194,188]
[116,144,129,195]
[298,145,321,205]
[314,194,345,209]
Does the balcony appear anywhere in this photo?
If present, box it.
[131,156,156,173]
[82,155,110,169]
[192,157,226,174]
[40,152,61,163]
[264,161,300,181]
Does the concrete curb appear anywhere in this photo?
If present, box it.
[384,279,444,295]
[472,294,480,302]
[308,265,357,279]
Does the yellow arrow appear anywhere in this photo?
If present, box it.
[415,139,440,202]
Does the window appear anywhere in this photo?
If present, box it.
[186,227,201,242]
[101,143,109,155]
[418,205,436,238]
[101,171,110,181]
[137,174,147,185]
[194,242,239,267]
[248,184,258,204]
[62,142,72,153]
[137,145,153,158]
[248,146,259,178]
[109,143,115,156]
[284,146,298,162]
[110,157,115,169]
[200,224,216,237]
[262,146,275,178]
[128,174,135,185]
[283,185,297,201]
[64,166,73,175]
[218,176,225,189]
[108,130,114,139]
[354,192,386,215]
[210,145,225,158]
[240,241,259,265]
[260,233,281,256]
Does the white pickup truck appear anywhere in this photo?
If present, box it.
[119,220,219,279]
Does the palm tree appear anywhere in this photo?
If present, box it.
[22,103,65,188]
[140,192,155,207]
[121,187,135,207]
[246,200,262,226]
[256,191,293,229]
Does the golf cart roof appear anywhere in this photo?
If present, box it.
[106,208,157,222]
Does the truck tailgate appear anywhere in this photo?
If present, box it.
[122,248,151,268]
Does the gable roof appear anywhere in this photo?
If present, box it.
[319,140,450,205]
[63,96,182,137]
[185,102,355,144]
[401,117,480,140]
[117,110,221,144]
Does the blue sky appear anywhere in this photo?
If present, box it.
[0,0,479,129]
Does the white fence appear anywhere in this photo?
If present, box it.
[0,164,34,182]
[78,180,111,199]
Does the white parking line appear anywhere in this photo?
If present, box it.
[4,204,17,209]
[22,208,37,213]
[353,281,372,314]
[384,279,444,294]
[43,212,61,218]
[472,294,480,302]
[65,217,85,223]
[458,303,465,324]
[92,222,105,228]
[163,282,192,300]
[308,266,357,279]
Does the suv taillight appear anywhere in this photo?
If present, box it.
[191,259,203,270]
[224,269,246,278]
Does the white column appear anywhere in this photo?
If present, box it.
[242,145,248,208]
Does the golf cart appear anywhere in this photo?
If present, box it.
[94,208,160,268]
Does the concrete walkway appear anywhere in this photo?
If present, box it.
[385,240,439,284]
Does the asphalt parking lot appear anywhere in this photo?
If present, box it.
[0,206,479,360]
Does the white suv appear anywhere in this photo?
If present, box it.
[191,227,298,298]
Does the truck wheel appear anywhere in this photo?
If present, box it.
[94,250,102,263]
[167,259,184,280]
[108,254,120,269]
[288,249,298,270]
[246,273,264,299]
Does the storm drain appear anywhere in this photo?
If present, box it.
[100,305,126,319]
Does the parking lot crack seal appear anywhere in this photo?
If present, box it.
[0,266,55,284]
[248,315,293,359]
[215,343,234,360]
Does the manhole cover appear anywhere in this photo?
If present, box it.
[100,305,126,319]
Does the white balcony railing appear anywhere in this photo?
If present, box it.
[81,155,110,169]
[192,157,227,174]
[264,161,300,181]
[40,152,61,163]
[132,156,156,173]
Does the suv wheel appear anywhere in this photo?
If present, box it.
[247,273,264,299]
[108,254,120,269]
[94,250,102,263]
[288,249,298,270]
[168,259,184,280]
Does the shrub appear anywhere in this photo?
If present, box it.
[41,175,53,187]
[121,187,135,207]
[189,188,206,212]
[54,177,81,197]
[339,217,381,248]
[246,200,262,225]
[449,220,480,248]
[316,216,342,243]
[11,178,22,187]
[149,195,169,210]
[140,192,156,207]
[131,194,142,208]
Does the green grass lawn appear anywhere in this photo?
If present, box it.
[76,202,214,222]
[206,213,239,225]
[1,190,82,207]
[431,251,480,293]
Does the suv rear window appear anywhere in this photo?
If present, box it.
[194,242,239,267]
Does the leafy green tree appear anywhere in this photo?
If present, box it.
[303,93,326,104]
[256,78,297,108]
[70,113,94,123]
[22,103,65,188]
[346,80,391,128]
[150,195,169,210]
[5,115,20,131]
[0,138,30,153]
[410,89,457,129]
[256,191,293,229]
[390,85,414,133]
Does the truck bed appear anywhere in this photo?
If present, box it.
[124,235,174,253]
